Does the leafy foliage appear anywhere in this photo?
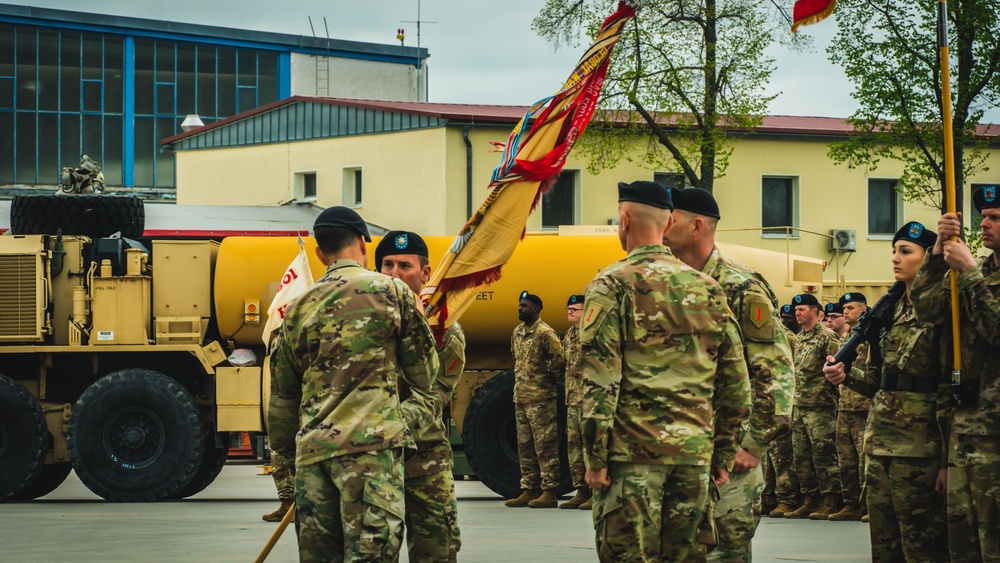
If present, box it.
[828,0,1000,214]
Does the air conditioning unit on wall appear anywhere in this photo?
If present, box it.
[830,229,857,252]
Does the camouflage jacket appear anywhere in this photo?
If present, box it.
[268,259,439,467]
[793,322,840,407]
[563,325,583,406]
[783,325,798,352]
[912,252,1000,437]
[838,334,872,412]
[579,244,751,471]
[511,318,565,404]
[845,299,949,459]
[404,323,466,478]
[703,246,794,459]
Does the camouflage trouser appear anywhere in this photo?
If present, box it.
[405,469,461,563]
[271,450,295,501]
[865,454,946,563]
[947,433,1000,563]
[294,449,404,563]
[566,403,586,489]
[791,406,841,496]
[514,401,561,491]
[709,465,764,563]
[836,410,868,506]
[763,430,799,506]
[592,463,710,563]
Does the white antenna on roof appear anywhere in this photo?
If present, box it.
[401,0,435,101]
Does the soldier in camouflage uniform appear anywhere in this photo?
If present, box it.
[376,231,463,562]
[828,292,871,522]
[559,294,592,510]
[784,293,842,520]
[911,187,1000,563]
[666,187,795,562]
[506,291,566,509]
[826,222,948,561]
[823,302,848,337]
[764,305,801,517]
[268,208,439,562]
[263,450,295,522]
[580,181,751,562]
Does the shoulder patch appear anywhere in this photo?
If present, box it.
[742,293,775,342]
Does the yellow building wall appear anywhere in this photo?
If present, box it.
[175,121,1000,288]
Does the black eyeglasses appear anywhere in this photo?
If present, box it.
[566,307,583,313]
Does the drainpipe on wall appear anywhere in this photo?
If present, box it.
[462,124,474,220]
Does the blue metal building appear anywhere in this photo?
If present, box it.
[0,4,427,195]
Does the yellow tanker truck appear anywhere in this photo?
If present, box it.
[0,226,825,502]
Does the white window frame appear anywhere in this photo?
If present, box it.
[867,177,904,240]
[293,170,317,202]
[342,166,363,208]
[540,169,582,231]
[761,174,800,239]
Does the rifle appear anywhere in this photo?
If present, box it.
[829,281,906,370]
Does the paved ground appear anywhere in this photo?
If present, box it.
[0,464,871,562]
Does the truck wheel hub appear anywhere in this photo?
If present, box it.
[107,409,163,464]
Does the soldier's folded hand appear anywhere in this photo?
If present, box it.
[822,356,846,385]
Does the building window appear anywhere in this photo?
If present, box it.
[294,171,317,201]
[542,169,580,230]
[761,176,799,237]
[653,172,686,190]
[342,167,362,207]
[868,178,901,237]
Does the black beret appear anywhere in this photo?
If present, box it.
[567,294,585,307]
[313,206,371,242]
[824,302,843,315]
[892,221,936,249]
[780,304,794,316]
[618,180,673,210]
[374,231,428,271]
[671,187,721,219]
[793,293,821,309]
[973,184,999,213]
[519,290,543,309]
[839,292,867,306]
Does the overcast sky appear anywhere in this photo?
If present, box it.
[8,1,859,117]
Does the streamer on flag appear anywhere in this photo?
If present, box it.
[419,1,637,339]
[791,0,836,32]
[262,237,315,347]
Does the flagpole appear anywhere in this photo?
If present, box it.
[937,0,963,382]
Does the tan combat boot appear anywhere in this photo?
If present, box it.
[809,494,842,520]
[579,497,593,510]
[828,502,863,521]
[783,496,821,519]
[504,489,541,508]
[559,487,591,509]
[528,490,559,508]
[768,502,797,518]
[262,499,293,522]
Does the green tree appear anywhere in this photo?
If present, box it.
[532,0,788,192]
[828,0,1000,216]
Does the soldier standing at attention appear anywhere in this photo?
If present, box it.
[580,180,750,562]
[910,185,1000,563]
[824,302,848,337]
[559,294,592,510]
[765,304,801,518]
[506,291,566,509]
[824,222,948,561]
[783,293,842,520]
[664,187,795,562]
[828,292,871,522]
[376,231,464,563]
[268,208,439,562]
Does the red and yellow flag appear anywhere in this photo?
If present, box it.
[420,1,637,338]
[791,0,836,32]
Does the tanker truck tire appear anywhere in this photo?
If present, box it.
[461,370,574,499]
[6,463,73,501]
[0,375,48,501]
[68,369,204,502]
[10,194,145,239]
[170,431,230,499]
